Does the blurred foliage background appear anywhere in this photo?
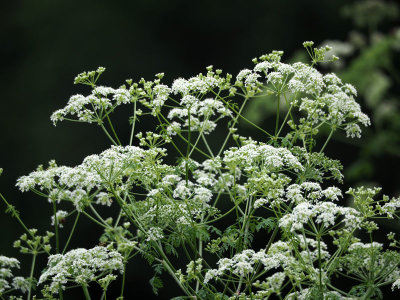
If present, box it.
[0,0,399,298]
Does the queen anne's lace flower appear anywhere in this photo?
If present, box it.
[39,247,123,294]
[50,87,131,125]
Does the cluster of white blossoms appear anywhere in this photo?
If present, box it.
[138,174,216,233]
[171,66,228,96]
[285,182,342,204]
[0,256,29,295]
[205,236,330,288]
[204,249,280,284]
[164,67,234,135]
[50,86,131,125]
[236,50,370,138]
[223,140,304,174]
[16,146,170,211]
[167,95,232,135]
[254,182,342,209]
[38,246,124,294]
[279,201,361,232]
[380,196,400,218]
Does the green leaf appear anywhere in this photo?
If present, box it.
[149,275,163,295]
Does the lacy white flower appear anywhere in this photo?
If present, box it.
[50,86,131,125]
[38,246,123,294]
[279,202,361,232]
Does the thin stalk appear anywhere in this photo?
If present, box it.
[106,115,121,145]
[195,214,204,293]
[100,123,118,145]
[217,96,249,157]
[52,200,60,253]
[317,234,322,287]
[158,112,210,158]
[81,210,109,229]
[276,98,294,137]
[186,109,191,185]
[27,253,37,300]
[213,91,273,138]
[120,261,127,298]
[320,129,334,153]
[275,93,280,136]
[129,101,137,146]
[362,286,375,300]
[62,212,80,254]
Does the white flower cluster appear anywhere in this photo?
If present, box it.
[236,51,370,138]
[223,141,304,174]
[50,86,131,125]
[140,174,215,232]
[380,196,400,218]
[145,227,164,242]
[205,236,330,289]
[285,182,342,204]
[38,246,123,294]
[167,95,232,135]
[0,256,29,294]
[16,146,169,211]
[279,202,361,232]
[171,67,227,95]
[204,249,280,284]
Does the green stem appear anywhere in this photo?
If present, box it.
[361,286,374,300]
[120,261,127,298]
[100,123,118,145]
[52,200,60,253]
[158,112,211,158]
[213,91,273,138]
[129,101,137,146]
[186,109,191,185]
[275,93,280,136]
[82,285,92,300]
[317,234,322,287]
[62,212,80,254]
[217,96,249,157]
[276,97,294,137]
[106,115,121,145]
[320,129,334,153]
[27,253,37,300]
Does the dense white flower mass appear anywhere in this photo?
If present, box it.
[249,54,371,138]
[16,146,171,211]
[167,96,232,135]
[223,141,304,173]
[279,201,361,232]
[39,247,123,294]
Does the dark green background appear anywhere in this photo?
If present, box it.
[1,0,399,298]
